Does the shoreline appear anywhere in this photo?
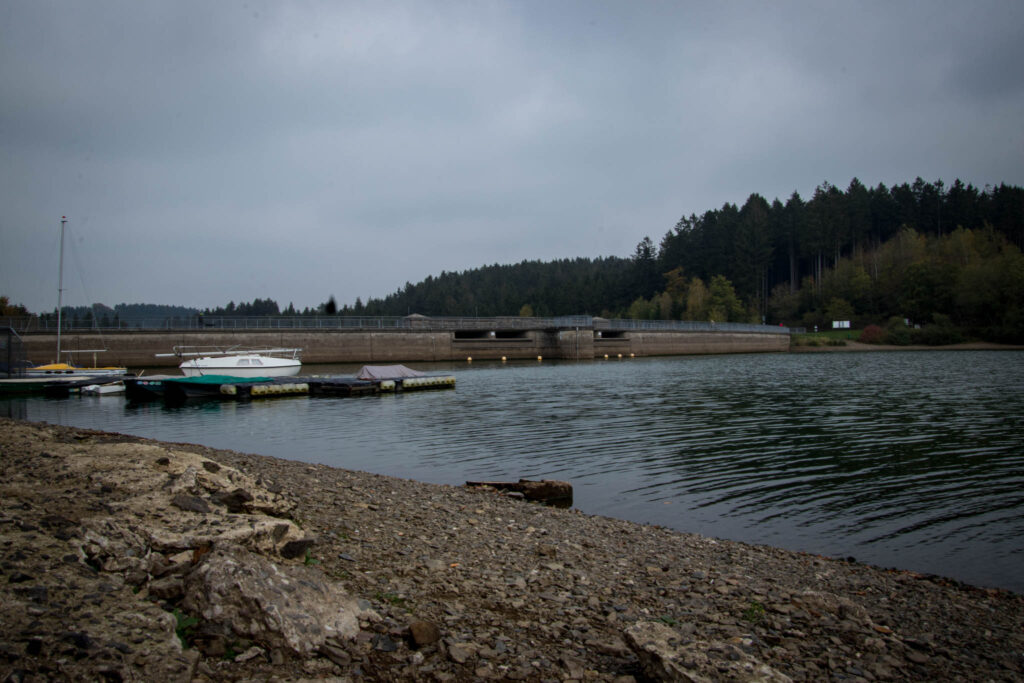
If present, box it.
[1,417,1022,681]
[790,340,1024,353]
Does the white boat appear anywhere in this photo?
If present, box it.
[156,346,302,378]
[81,381,126,395]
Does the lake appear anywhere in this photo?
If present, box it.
[3,350,1022,593]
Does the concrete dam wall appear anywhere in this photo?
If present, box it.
[19,324,791,368]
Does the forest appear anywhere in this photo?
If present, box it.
[350,177,1024,343]
[6,177,1023,344]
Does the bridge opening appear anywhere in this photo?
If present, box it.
[453,330,530,340]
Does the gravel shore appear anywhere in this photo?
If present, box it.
[1,417,1022,681]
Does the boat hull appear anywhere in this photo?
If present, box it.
[25,363,128,378]
[81,381,126,395]
[178,354,301,378]
[179,363,301,378]
[123,375,175,402]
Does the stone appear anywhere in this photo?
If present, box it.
[212,487,253,513]
[409,620,442,647]
[373,633,399,652]
[449,642,477,663]
[464,479,573,505]
[623,621,793,682]
[182,545,376,654]
[171,494,211,514]
[148,576,185,600]
[320,641,352,666]
[234,645,264,662]
[280,536,317,560]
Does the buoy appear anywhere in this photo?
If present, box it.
[536,355,542,361]
[467,357,473,362]
[630,353,635,358]
[501,356,507,362]
[617,353,622,358]
[604,354,609,359]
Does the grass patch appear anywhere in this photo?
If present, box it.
[742,601,766,624]
[374,591,410,610]
[172,608,199,648]
[793,330,854,346]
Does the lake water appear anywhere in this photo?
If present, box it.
[4,350,1023,593]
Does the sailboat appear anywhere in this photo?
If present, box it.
[25,217,128,379]
[156,346,302,378]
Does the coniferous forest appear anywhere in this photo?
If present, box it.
[5,177,1023,343]
[353,177,1024,342]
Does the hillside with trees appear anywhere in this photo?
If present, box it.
[353,177,1024,342]
[354,257,637,318]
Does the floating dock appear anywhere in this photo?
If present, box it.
[0,374,134,397]
[124,373,456,404]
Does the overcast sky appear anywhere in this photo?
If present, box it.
[2,1,1022,314]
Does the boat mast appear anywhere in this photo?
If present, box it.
[56,216,66,361]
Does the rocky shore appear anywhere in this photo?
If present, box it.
[1,417,1022,682]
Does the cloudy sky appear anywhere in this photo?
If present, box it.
[2,1,1022,314]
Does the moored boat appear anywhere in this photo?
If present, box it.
[81,381,126,395]
[155,346,302,378]
[24,362,128,378]
[123,375,176,402]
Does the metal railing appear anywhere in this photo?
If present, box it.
[2,314,792,334]
[1,327,28,378]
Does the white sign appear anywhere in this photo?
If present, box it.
[832,320,850,329]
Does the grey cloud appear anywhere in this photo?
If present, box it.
[2,1,1022,313]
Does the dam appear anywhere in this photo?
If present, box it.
[7,315,792,368]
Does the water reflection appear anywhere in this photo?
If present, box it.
[4,351,1023,592]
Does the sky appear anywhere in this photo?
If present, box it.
[2,1,1023,314]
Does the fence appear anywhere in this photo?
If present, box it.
[1,327,28,378]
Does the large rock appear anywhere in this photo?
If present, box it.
[623,621,792,682]
[0,500,198,682]
[182,545,376,654]
[70,444,313,563]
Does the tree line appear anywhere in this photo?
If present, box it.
[346,177,1024,342]
[649,178,1023,320]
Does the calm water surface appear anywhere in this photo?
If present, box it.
[4,350,1023,592]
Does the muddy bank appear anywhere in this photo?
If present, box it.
[1,418,1022,681]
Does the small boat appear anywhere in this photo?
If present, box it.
[81,381,126,395]
[38,376,127,398]
[155,346,302,378]
[24,361,128,378]
[0,375,102,396]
